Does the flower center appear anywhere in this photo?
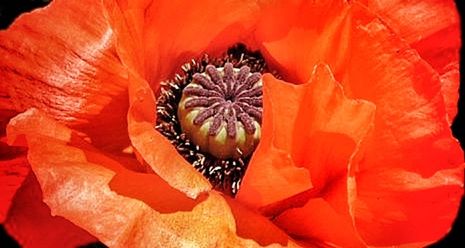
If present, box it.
[155,44,274,195]
[177,63,262,159]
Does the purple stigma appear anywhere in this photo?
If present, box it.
[183,63,262,137]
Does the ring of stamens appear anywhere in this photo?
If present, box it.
[178,63,262,159]
[155,44,276,195]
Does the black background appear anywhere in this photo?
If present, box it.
[0,0,464,247]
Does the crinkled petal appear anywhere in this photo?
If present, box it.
[111,0,260,87]
[256,0,351,83]
[236,74,312,209]
[359,0,461,122]
[260,65,376,246]
[342,4,464,176]
[360,0,460,74]
[127,72,211,198]
[8,109,299,247]
[238,65,375,211]
[353,167,464,246]
[4,172,96,247]
[0,0,131,151]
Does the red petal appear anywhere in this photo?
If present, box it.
[361,0,460,74]
[256,0,351,83]
[4,172,96,247]
[342,4,464,176]
[353,167,464,246]
[112,0,260,87]
[0,0,131,151]
[127,73,211,198]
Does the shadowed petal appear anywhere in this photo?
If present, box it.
[4,172,97,247]
[109,0,261,87]
[0,139,28,222]
[126,72,211,198]
[7,109,299,247]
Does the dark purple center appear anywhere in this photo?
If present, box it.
[182,63,263,138]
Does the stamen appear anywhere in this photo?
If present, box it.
[155,43,277,195]
[183,87,223,97]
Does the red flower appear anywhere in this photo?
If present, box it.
[0,0,463,247]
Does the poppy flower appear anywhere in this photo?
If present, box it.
[0,0,463,247]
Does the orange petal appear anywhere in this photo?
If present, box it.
[256,0,351,83]
[127,72,211,198]
[4,172,96,247]
[236,74,312,209]
[9,109,299,247]
[112,0,261,87]
[361,0,461,74]
[110,169,298,247]
[359,0,461,124]
[0,0,131,151]
[342,4,464,176]
[223,197,294,247]
[275,197,365,247]
[353,166,464,246]
[274,164,365,247]
[292,64,375,189]
[238,65,375,210]
[102,0,147,76]
[109,168,206,214]
[265,66,376,246]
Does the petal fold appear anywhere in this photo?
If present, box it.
[127,73,211,198]
[256,0,351,83]
[359,0,461,122]
[236,74,312,209]
[238,64,375,211]
[342,4,464,176]
[360,0,461,74]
